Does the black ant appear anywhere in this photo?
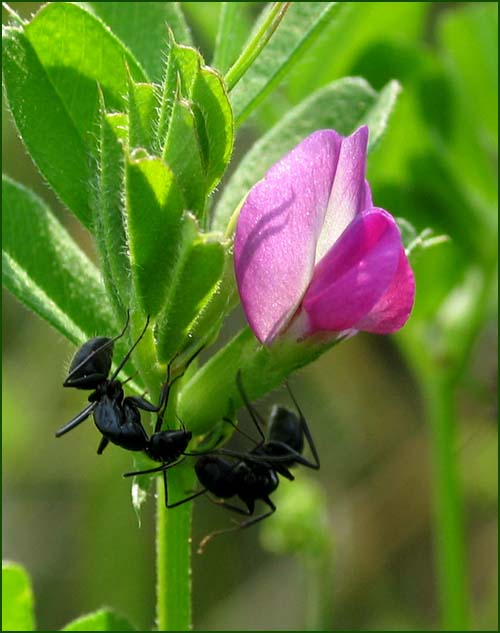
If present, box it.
[141,372,320,553]
[120,383,195,507]
[56,313,202,504]
[221,372,320,477]
[55,313,167,454]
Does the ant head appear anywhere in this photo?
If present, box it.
[64,337,114,390]
[268,405,304,454]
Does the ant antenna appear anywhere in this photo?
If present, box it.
[155,345,205,434]
[121,371,139,387]
[236,371,266,442]
[110,314,150,382]
[284,381,320,469]
[222,417,261,446]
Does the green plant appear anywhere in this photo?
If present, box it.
[3,2,497,631]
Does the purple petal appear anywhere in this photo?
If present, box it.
[354,247,415,334]
[315,126,370,262]
[234,130,343,343]
[302,209,402,333]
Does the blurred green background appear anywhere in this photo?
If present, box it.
[3,2,497,630]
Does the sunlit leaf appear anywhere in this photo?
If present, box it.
[155,230,226,362]
[157,38,234,194]
[83,2,192,82]
[127,80,158,153]
[125,155,185,316]
[2,2,147,227]
[94,108,130,317]
[162,96,207,220]
[2,176,114,343]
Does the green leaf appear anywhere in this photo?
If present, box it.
[162,96,207,219]
[127,79,158,153]
[125,155,185,316]
[2,562,35,632]
[94,108,131,316]
[83,2,192,82]
[230,2,341,125]
[25,3,147,127]
[192,65,234,192]
[213,77,400,231]
[3,252,85,345]
[155,230,226,362]
[2,3,147,227]
[157,38,234,194]
[2,28,92,227]
[2,176,114,343]
[156,40,200,144]
[62,608,136,631]
[212,2,253,73]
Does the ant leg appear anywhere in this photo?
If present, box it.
[121,355,177,424]
[198,498,276,554]
[123,457,185,478]
[236,371,266,442]
[154,377,174,433]
[285,382,320,469]
[261,439,319,471]
[110,314,151,381]
[55,402,96,437]
[96,436,109,455]
[127,395,162,413]
[122,377,172,433]
[166,488,207,509]
[205,497,252,516]
[154,345,205,434]
[162,469,169,507]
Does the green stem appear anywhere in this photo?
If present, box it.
[423,371,470,630]
[154,363,199,631]
[224,2,291,91]
[126,314,194,630]
[178,327,346,436]
[156,462,195,631]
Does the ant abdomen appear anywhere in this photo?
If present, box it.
[267,405,304,458]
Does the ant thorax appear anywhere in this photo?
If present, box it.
[88,379,123,402]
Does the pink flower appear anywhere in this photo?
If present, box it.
[234,126,415,344]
